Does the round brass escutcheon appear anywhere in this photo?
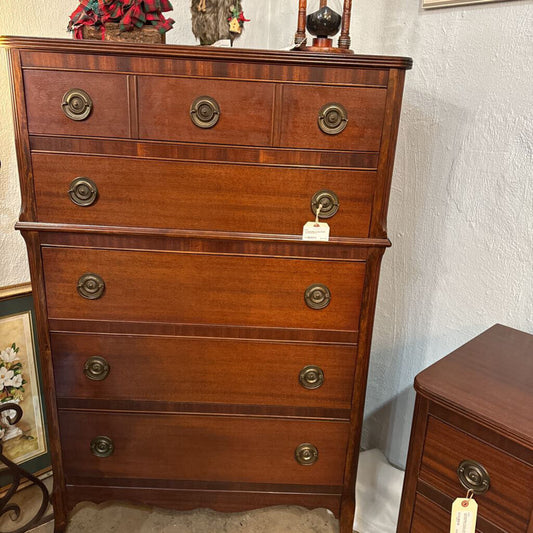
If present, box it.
[304,284,331,310]
[62,88,93,121]
[84,356,110,381]
[295,443,319,466]
[318,103,348,135]
[190,96,220,129]
[457,459,490,494]
[311,190,340,219]
[69,177,98,207]
[90,436,114,458]
[77,273,105,300]
[299,365,325,390]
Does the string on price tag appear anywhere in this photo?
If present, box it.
[302,203,330,242]
[450,490,478,533]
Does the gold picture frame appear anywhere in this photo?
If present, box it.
[423,0,518,8]
[0,283,51,491]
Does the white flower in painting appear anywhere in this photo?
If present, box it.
[6,374,23,388]
[1,347,19,364]
[0,368,14,388]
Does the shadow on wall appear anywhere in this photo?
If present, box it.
[362,88,471,468]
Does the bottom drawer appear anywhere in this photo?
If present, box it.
[59,411,350,487]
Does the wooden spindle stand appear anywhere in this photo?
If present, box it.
[294,0,354,54]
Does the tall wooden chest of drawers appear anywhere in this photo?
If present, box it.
[398,325,533,532]
[2,37,411,532]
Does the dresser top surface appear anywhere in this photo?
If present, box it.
[0,36,412,70]
[415,324,533,447]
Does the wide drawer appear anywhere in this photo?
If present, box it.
[32,153,376,237]
[42,247,365,332]
[59,411,350,486]
[51,332,356,411]
[23,70,129,138]
[138,77,274,146]
[420,416,533,532]
[280,85,387,152]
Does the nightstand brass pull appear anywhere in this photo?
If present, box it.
[318,103,348,135]
[190,96,220,128]
[295,443,318,466]
[84,356,110,381]
[90,436,114,458]
[69,177,98,207]
[457,460,490,494]
[311,190,339,219]
[304,284,331,310]
[299,366,324,390]
[62,88,93,121]
[77,273,105,300]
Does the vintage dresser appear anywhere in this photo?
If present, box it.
[2,37,411,532]
[398,324,533,532]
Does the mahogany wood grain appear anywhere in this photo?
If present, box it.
[42,247,365,331]
[32,153,377,238]
[58,410,350,486]
[139,77,274,145]
[23,70,130,138]
[280,85,387,152]
[51,332,357,410]
[65,484,342,517]
[420,416,532,532]
[30,135,381,169]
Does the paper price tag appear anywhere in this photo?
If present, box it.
[450,498,478,533]
[302,221,330,242]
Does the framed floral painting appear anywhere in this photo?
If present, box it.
[423,0,518,8]
[0,283,51,491]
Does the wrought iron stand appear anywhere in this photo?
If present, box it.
[0,403,50,532]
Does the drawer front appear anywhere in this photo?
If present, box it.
[420,416,533,532]
[138,77,274,146]
[23,70,129,138]
[32,153,376,237]
[42,248,365,331]
[59,411,350,486]
[51,333,356,410]
[280,85,387,152]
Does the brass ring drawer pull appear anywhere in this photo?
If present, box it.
[190,96,220,129]
[457,460,490,494]
[295,443,318,466]
[311,190,339,219]
[318,102,348,135]
[69,177,98,207]
[62,88,93,121]
[299,366,324,390]
[77,273,105,300]
[90,436,114,458]
[304,284,331,310]
[84,356,110,381]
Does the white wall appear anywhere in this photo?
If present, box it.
[1,1,532,468]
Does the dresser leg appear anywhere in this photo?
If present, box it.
[54,520,68,533]
[338,499,355,533]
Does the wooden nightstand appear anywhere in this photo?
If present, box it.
[398,324,533,532]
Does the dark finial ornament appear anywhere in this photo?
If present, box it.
[294,0,354,54]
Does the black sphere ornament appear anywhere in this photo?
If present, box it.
[306,6,342,38]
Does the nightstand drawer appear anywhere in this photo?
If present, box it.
[420,416,533,532]
[59,411,350,486]
[42,247,366,332]
[138,77,274,146]
[51,332,356,412]
[280,85,387,152]
[32,153,376,237]
[23,70,130,138]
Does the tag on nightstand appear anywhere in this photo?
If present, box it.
[302,221,330,241]
[450,497,478,533]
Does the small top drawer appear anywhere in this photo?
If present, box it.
[23,70,129,138]
[280,85,387,152]
[138,76,274,146]
[420,416,533,532]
